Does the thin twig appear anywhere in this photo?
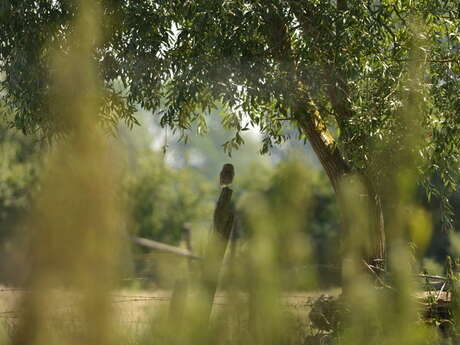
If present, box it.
[436,282,447,302]
[366,265,449,282]
[393,57,460,64]
[416,274,449,281]
[363,260,395,290]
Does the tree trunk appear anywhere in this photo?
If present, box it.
[294,101,386,266]
[261,3,386,268]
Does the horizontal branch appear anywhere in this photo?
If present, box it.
[368,264,449,281]
[394,57,460,63]
[131,236,202,260]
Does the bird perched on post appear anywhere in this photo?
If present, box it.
[219,163,235,187]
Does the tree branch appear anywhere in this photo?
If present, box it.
[293,99,350,191]
[260,3,350,190]
[394,57,460,63]
[288,1,354,126]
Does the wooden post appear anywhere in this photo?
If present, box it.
[169,165,235,325]
[201,168,235,322]
[182,223,194,274]
[169,278,189,323]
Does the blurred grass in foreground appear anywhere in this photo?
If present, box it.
[11,2,122,345]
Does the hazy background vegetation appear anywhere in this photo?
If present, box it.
[0,105,456,288]
[1,1,460,345]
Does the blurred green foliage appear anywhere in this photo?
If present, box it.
[0,110,40,284]
[0,108,40,236]
[124,153,213,245]
[0,103,458,286]
[0,100,343,285]
[0,124,38,236]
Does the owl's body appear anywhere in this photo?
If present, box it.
[220,163,235,187]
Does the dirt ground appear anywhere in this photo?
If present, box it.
[0,286,340,327]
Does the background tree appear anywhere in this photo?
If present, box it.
[0,119,39,236]
[0,104,41,283]
[1,0,460,262]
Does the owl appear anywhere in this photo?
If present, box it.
[220,163,235,187]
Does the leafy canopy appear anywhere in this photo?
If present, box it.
[1,1,460,205]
